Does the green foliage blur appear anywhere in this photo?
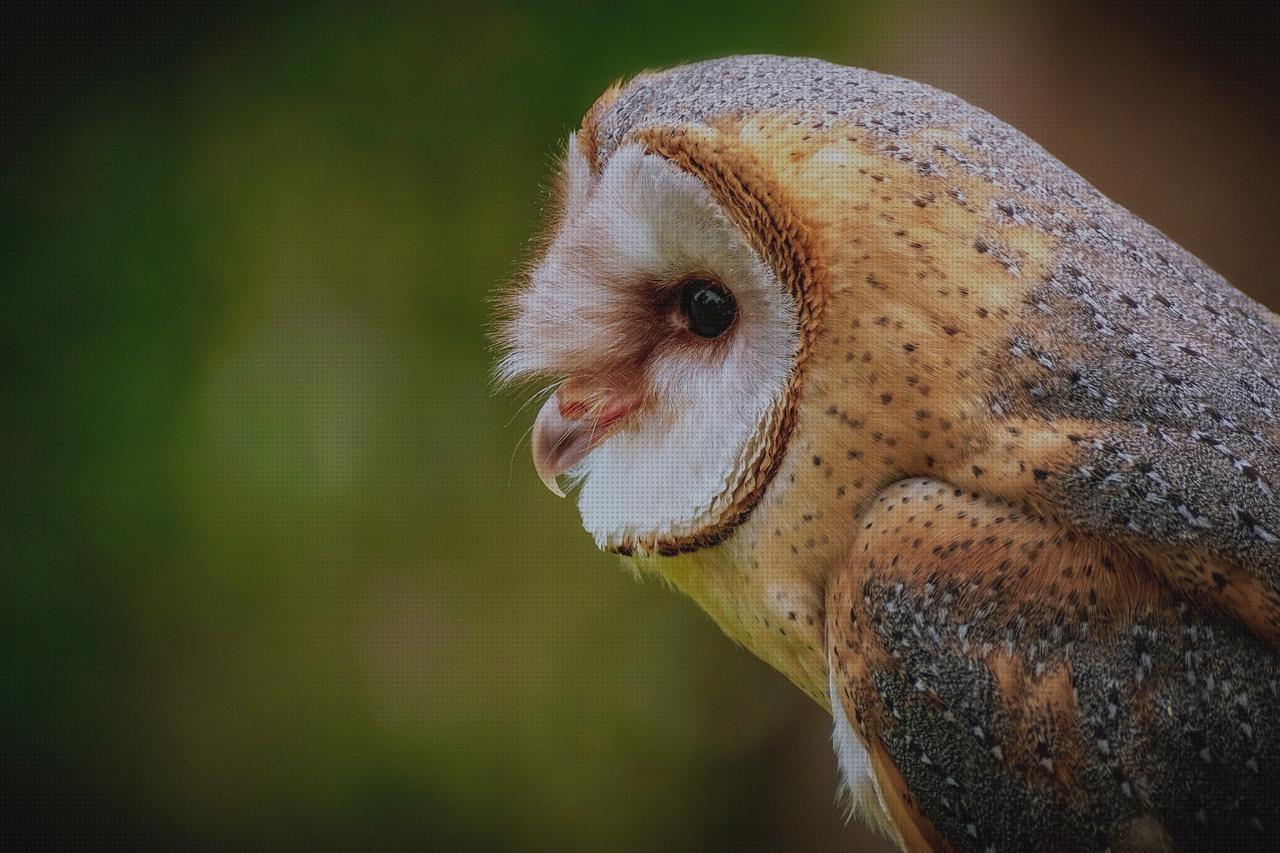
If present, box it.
[4,2,897,849]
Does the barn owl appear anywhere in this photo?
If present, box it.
[497,56,1280,851]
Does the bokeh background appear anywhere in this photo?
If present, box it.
[5,1,1280,850]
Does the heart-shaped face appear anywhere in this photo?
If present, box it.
[498,141,804,555]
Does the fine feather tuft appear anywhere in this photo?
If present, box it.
[829,660,904,848]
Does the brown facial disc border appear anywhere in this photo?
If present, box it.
[598,123,827,556]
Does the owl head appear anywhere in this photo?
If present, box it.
[498,60,879,559]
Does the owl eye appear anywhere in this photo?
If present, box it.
[679,278,737,339]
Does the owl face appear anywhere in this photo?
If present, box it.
[499,140,802,555]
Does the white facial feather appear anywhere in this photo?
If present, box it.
[502,140,799,548]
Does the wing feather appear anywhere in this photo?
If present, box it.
[1001,232,1280,646]
[829,478,1280,851]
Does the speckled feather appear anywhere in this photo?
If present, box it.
[829,479,1280,851]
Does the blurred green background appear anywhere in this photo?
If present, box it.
[4,1,1279,850]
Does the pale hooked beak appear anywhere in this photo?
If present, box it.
[532,389,635,497]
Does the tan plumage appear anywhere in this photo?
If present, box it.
[499,56,1280,851]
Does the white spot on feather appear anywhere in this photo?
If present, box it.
[829,657,903,848]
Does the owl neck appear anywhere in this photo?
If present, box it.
[636,480,836,710]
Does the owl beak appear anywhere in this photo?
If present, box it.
[531,390,634,497]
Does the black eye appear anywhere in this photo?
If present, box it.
[679,278,737,338]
